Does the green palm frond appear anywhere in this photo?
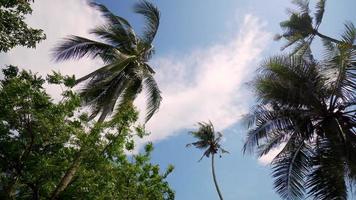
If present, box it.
[292,0,310,15]
[89,24,136,55]
[307,138,347,200]
[89,2,132,28]
[115,77,143,113]
[257,132,287,157]
[134,0,160,44]
[52,36,114,62]
[323,24,356,106]
[271,138,311,200]
[75,56,134,84]
[256,55,325,109]
[143,73,162,122]
[314,0,326,27]
[187,121,228,161]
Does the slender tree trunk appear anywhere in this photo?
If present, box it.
[49,116,106,199]
[315,31,356,49]
[49,152,83,200]
[211,154,224,200]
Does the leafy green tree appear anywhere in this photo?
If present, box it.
[0,0,46,52]
[187,122,228,200]
[0,66,174,200]
[53,0,161,123]
[275,0,356,54]
[244,24,356,199]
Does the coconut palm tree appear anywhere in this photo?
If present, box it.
[244,24,356,200]
[275,0,356,55]
[53,0,161,123]
[187,122,228,200]
[50,2,161,199]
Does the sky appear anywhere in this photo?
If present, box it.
[0,0,355,199]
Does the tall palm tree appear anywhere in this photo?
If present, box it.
[244,24,356,200]
[187,122,228,200]
[275,0,356,55]
[53,0,161,123]
[50,1,161,199]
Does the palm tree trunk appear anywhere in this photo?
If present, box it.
[49,116,107,199]
[315,31,356,49]
[211,154,224,200]
[49,152,83,200]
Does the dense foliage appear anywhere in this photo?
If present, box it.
[0,66,174,200]
[0,0,45,52]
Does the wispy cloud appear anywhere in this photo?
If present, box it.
[135,15,271,148]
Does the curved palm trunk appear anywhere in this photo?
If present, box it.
[211,154,224,200]
[315,31,356,49]
[49,116,106,199]
[49,152,83,200]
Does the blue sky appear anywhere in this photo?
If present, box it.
[0,0,355,199]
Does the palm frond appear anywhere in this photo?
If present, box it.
[307,138,348,200]
[341,22,356,45]
[134,0,160,44]
[75,56,135,84]
[314,0,326,27]
[89,24,137,54]
[256,55,325,109]
[271,139,311,200]
[115,77,143,112]
[52,36,114,62]
[292,0,310,14]
[323,25,356,105]
[143,73,162,122]
[80,72,129,121]
[257,132,288,157]
[89,2,132,28]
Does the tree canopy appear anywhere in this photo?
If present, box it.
[0,66,174,200]
[0,0,46,52]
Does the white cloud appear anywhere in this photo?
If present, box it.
[134,15,271,149]
[0,0,105,99]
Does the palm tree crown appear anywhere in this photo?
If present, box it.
[53,1,161,122]
[244,24,356,200]
[275,0,356,55]
[187,122,228,161]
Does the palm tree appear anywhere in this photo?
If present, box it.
[50,1,161,199]
[187,122,228,200]
[275,0,356,55]
[243,24,356,200]
[53,0,161,123]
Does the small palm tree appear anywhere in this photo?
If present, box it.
[53,0,161,123]
[187,122,228,200]
[244,24,356,200]
[275,0,356,54]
